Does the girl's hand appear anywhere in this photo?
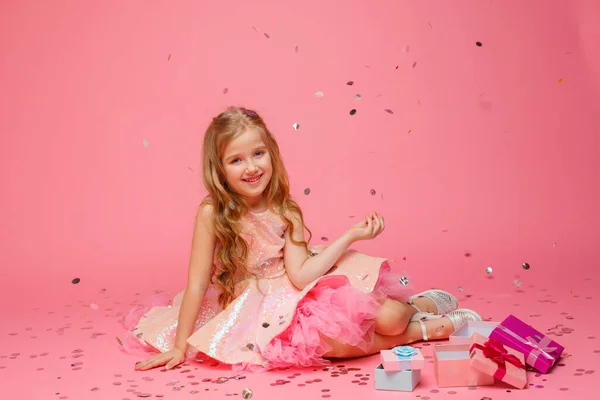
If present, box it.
[345,212,385,243]
[134,348,185,371]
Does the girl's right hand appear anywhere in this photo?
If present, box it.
[134,348,185,371]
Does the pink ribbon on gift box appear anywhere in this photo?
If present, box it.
[497,325,556,366]
[470,339,526,381]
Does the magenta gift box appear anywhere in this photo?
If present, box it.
[489,314,564,373]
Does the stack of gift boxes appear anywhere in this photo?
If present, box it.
[375,314,564,391]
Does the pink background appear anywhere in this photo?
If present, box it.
[1,1,599,399]
[2,0,598,305]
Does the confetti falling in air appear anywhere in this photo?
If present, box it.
[485,267,493,275]
[321,237,329,242]
[349,109,357,115]
[346,81,354,86]
[370,189,376,195]
[315,91,324,97]
[464,252,472,257]
[384,109,394,114]
[355,94,361,101]
[513,279,522,288]
[458,286,464,292]
[558,78,563,83]
[304,188,311,195]
[292,123,300,130]
[72,278,80,284]
[412,61,417,68]
[223,88,229,94]
[522,262,531,270]
[142,139,149,147]
[476,41,483,47]
[264,33,270,39]
[167,54,171,61]
[408,129,412,134]
[399,277,409,285]
[294,45,299,53]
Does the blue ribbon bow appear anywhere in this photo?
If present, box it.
[392,346,417,358]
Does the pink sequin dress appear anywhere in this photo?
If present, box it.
[124,209,413,371]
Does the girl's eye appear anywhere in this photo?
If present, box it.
[255,151,264,156]
[231,159,241,164]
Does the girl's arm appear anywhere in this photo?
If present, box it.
[135,203,216,371]
[284,210,384,290]
[173,203,217,353]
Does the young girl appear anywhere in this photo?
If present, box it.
[127,106,481,372]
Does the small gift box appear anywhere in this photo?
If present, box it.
[433,343,495,387]
[450,321,499,344]
[374,363,421,391]
[469,333,527,389]
[489,314,564,373]
[381,346,425,371]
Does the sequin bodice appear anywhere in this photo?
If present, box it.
[238,209,287,279]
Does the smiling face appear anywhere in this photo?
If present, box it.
[221,128,273,209]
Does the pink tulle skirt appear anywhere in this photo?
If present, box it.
[249,267,410,371]
[121,265,413,371]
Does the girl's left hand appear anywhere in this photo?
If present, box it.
[345,212,385,243]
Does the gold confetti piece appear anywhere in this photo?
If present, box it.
[408,130,412,134]
[558,78,563,82]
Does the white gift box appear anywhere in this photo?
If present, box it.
[449,321,499,345]
[374,363,421,391]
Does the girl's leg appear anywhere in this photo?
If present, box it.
[323,317,453,359]
[374,297,437,336]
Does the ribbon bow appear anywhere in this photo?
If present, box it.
[526,335,558,355]
[470,339,525,381]
[392,346,417,358]
[498,325,556,366]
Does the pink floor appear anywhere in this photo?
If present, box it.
[2,272,597,400]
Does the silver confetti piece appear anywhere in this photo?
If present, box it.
[399,277,409,285]
[355,94,361,101]
[292,122,300,130]
[142,139,149,147]
[315,91,324,97]
[522,262,530,270]
[485,267,493,274]
[242,388,253,399]
[304,188,311,195]
[458,286,464,292]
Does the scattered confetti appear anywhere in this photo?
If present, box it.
[223,88,229,94]
[315,91,324,97]
[408,130,412,134]
[370,189,376,195]
[72,278,80,284]
[399,277,409,285]
[167,54,171,61]
[292,123,300,130]
[349,109,357,115]
[464,252,472,257]
[558,78,563,83]
[355,94,361,101]
[476,41,482,47]
[294,45,299,53]
[264,33,270,39]
[346,81,354,86]
[242,388,253,399]
[90,304,99,311]
[485,267,493,275]
[458,286,464,292]
[513,279,522,288]
[403,45,410,53]
[304,188,311,195]
[384,109,394,114]
[412,62,417,68]
[522,262,531,270]
[321,237,329,242]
